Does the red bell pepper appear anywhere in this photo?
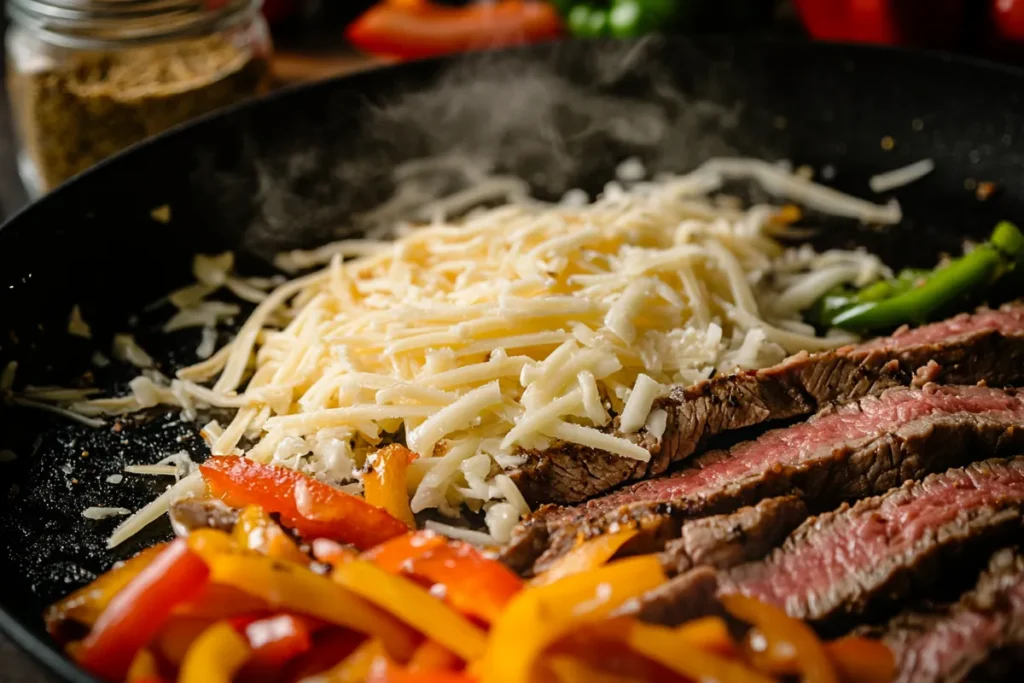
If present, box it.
[346,0,563,61]
[237,614,316,669]
[363,531,523,625]
[76,539,210,682]
[279,629,367,682]
[200,455,408,549]
[994,0,1024,40]
[794,0,964,47]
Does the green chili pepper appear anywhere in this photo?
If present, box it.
[561,0,682,38]
[823,221,1024,333]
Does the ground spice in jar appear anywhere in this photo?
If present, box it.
[9,34,271,193]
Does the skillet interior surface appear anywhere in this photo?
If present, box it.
[2,36,1024,681]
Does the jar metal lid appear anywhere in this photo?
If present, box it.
[7,0,262,48]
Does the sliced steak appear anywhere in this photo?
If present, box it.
[880,547,1024,683]
[720,458,1024,629]
[658,496,808,576]
[510,304,1024,506]
[506,384,1024,575]
[613,566,721,626]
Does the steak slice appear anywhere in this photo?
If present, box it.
[613,566,721,626]
[658,496,808,576]
[720,458,1024,628]
[510,304,1024,506]
[881,547,1024,683]
[506,384,1024,575]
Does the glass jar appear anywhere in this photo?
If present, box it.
[5,0,273,196]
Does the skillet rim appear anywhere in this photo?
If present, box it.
[4,35,1024,683]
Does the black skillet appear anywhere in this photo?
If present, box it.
[2,36,1024,682]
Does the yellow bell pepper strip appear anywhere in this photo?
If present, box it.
[201,455,409,549]
[361,531,447,573]
[825,637,896,683]
[332,559,487,662]
[234,505,312,565]
[721,593,840,683]
[179,621,251,683]
[545,656,646,683]
[364,444,418,528]
[625,621,776,683]
[311,638,386,683]
[530,529,638,587]
[173,583,269,621]
[208,551,418,662]
[367,532,523,625]
[76,539,210,682]
[125,649,161,683]
[484,555,667,683]
[408,641,462,672]
[673,616,739,659]
[44,543,168,641]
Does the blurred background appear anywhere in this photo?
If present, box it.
[4,0,1024,678]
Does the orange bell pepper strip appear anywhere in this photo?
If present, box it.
[174,582,269,620]
[367,532,522,625]
[721,593,839,683]
[45,543,167,641]
[484,555,668,683]
[361,531,447,573]
[201,455,408,549]
[825,636,896,683]
[364,444,417,528]
[179,621,251,683]
[546,656,646,683]
[76,539,209,682]
[367,658,477,683]
[234,505,312,565]
[153,616,215,666]
[314,638,387,683]
[125,648,161,683]
[346,0,563,61]
[208,551,418,661]
[530,529,638,587]
[312,538,360,566]
[626,621,776,683]
[408,641,463,672]
[673,616,740,659]
[332,559,487,662]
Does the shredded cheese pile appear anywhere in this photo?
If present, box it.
[11,158,897,546]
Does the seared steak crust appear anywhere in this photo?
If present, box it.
[509,305,1024,506]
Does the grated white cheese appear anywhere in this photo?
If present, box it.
[82,507,131,520]
[869,159,935,194]
[25,160,893,546]
[112,334,154,369]
[106,474,123,484]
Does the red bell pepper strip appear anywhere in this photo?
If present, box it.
[200,455,408,549]
[994,0,1024,40]
[279,629,367,683]
[76,539,209,682]
[346,1,563,61]
[792,0,899,44]
[239,614,316,669]
[45,543,168,641]
[362,531,523,625]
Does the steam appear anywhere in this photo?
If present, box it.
[191,37,743,259]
